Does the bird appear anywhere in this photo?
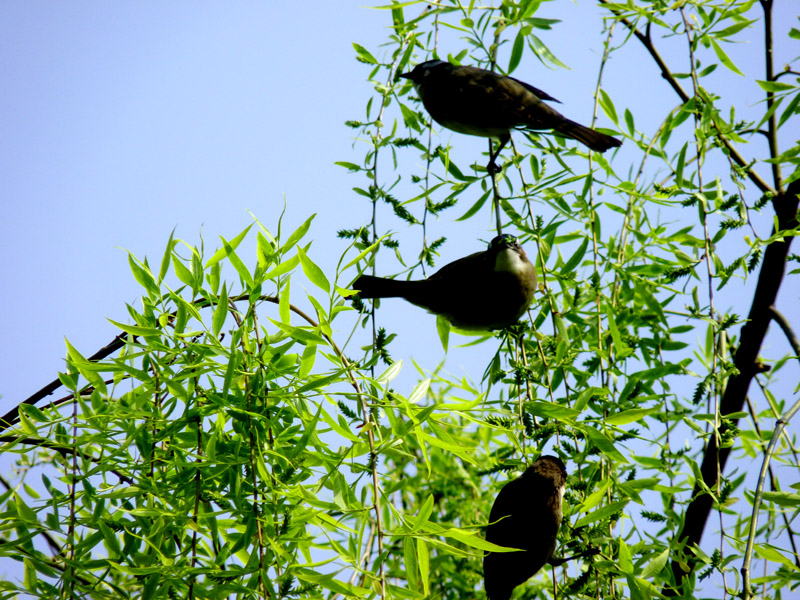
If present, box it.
[399,60,622,172]
[483,455,567,600]
[352,234,536,331]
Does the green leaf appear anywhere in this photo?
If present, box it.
[624,108,635,136]
[353,43,378,64]
[172,254,195,288]
[606,407,660,425]
[761,491,800,507]
[412,495,435,532]
[158,229,176,284]
[417,538,430,595]
[205,225,251,268]
[279,278,291,323]
[582,426,628,463]
[297,246,330,293]
[574,500,628,527]
[598,89,619,124]
[442,528,520,552]
[528,34,568,69]
[128,254,160,299]
[508,30,525,74]
[264,254,300,280]
[376,359,403,385]
[756,80,796,93]
[221,237,254,288]
[562,237,588,272]
[212,283,228,337]
[456,190,491,221]
[618,539,634,575]
[641,548,669,578]
[404,536,419,590]
[526,402,579,420]
[710,38,744,76]
[436,315,450,352]
[281,214,315,254]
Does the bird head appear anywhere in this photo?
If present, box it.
[530,455,568,501]
[489,234,529,274]
[399,60,452,86]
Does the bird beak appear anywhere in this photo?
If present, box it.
[398,71,412,80]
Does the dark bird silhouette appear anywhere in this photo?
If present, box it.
[400,60,621,171]
[353,234,536,331]
[484,456,567,600]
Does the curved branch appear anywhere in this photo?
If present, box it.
[768,305,800,357]
[597,0,775,195]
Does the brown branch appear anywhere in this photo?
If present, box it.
[760,0,782,192]
[665,178,800,595]
[768,305,800,357]
[597,0,775,195]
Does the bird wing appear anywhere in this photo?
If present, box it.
[508,76,561,103]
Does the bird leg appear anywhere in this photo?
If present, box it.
[487,135,510,175]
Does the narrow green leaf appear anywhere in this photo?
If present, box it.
[298,343,317,379]
[641,548,670,578]
[443,528,520,552]
[412,495,435,532]
[436,315,450,352]
[761,491,800,507]
[264,254,300,280]
[508,30,525,73]
[618,539,634,574]
[172,255,195,288]
[298,246,330,293]
[376,359,403,385]
[574,500,628,527]
[598,89,619,124]
[528,34,568,69]
[279,279,291,323]
[128,255,160,299]
[582,426,628,462]
[212,283,228,337]
[710,38,744,76]
[404,536,419,590]
[606,407,660,425]
[353,43,378,64]
[158,229,176,284]
[417,538,430,595]
[456,190,490,221]
[222,238,254,288]
[756,80,795,93]
[562,237,589,272]
[281,214,315,254]
[205,225,251,268]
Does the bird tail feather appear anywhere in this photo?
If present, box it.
[555,119,621,153]
[353,275,412,299]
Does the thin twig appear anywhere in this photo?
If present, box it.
[741,395,800,598]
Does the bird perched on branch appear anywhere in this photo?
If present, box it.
[399,60,622,172]
[484,455,567,600]
[353,234,536,331]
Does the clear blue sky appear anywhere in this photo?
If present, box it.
[1,2,797,591]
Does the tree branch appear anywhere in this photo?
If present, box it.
[665,177,800,595]
[597,0,775,195]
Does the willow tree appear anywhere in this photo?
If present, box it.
[1,1,798,599]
